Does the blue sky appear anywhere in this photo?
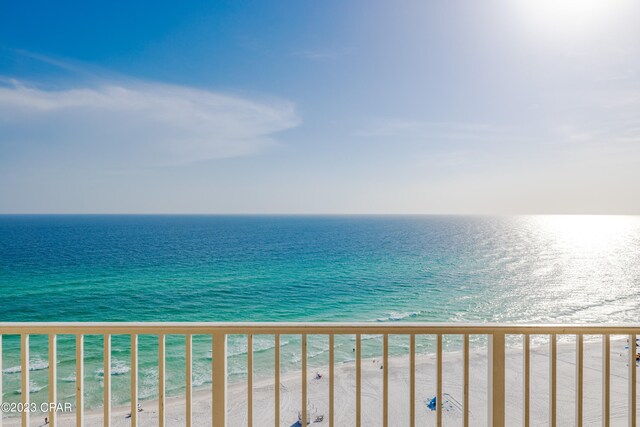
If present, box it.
[1,0,639,213]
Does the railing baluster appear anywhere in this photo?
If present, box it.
[21,334,29,427]
[302,334,307,427]
[356,334,361,427]
[49,333,57,427]
[247,334,253,427]
[576,334,583,427]
[383,334,389,427]
[630,334,637,427]
[464,334,470,427]
[275,334,280,427]
[523,334,530,427]
[489,333,505,427]
[104,334,111,427]
[159,334,166,427]
[329,334,334,427]
[604,334,611,427]
[0,334,2,427]
[212,333,227,427]
[436,334,443,427]
[76,335,84,427]
[131,334,138,427]
[186,334,192,427]
[550,334,557,427]
[410,334,415,427]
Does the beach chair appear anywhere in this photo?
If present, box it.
[426,393,464,416]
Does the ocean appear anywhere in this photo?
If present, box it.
[1,215,640,409]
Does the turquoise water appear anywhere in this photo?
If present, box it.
[1,215,640,409]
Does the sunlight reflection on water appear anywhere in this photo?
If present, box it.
[477,215,640,324]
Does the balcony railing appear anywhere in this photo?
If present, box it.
[0,323,638,426]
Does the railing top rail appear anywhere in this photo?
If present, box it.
[1,322,640,335]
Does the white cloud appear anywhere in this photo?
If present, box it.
[0,80,299,166]
[353,119,504,141]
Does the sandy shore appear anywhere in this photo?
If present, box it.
[6,338,635,426]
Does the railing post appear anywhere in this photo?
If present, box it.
[158,334,165,427]
[488,333,505,427]
[302,334,308,427]
[104,334,111,427]
[76,335,84,427]
[21,334,30,427]
[212,333,227,427]
[131,334,138,427]
[49,333,57,427]
[629,334,636,427]
[247,334,253,427]
[523,334,530,427]
[550,334,557,427]
[0,334,3,427]
[186,334,192,427]
[410,334,416,427]
[603,334,611,427]
[275,334,281,427]
[576,334,583,427]
[328,334,334,427]
[463,334,470,427]
[436,334,443,427]
[356,334,361,427]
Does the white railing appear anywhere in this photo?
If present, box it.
[0,323,638,426]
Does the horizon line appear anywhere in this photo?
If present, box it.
[0,213,638,216]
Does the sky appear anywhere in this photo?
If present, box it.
[1,0,639,214]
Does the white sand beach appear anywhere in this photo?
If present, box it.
[7,338,636,427]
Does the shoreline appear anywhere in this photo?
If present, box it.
[3,337,635,426]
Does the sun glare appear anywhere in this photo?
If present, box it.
[516,0,628,39]
[532,215,637,256]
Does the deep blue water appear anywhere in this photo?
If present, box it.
[1,215,640,408]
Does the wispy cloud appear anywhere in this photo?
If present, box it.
[0,79,299,166]
[548,81,640,149]
[353,119,505,141]
[291,48,347,61]
[351,119,536,171]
